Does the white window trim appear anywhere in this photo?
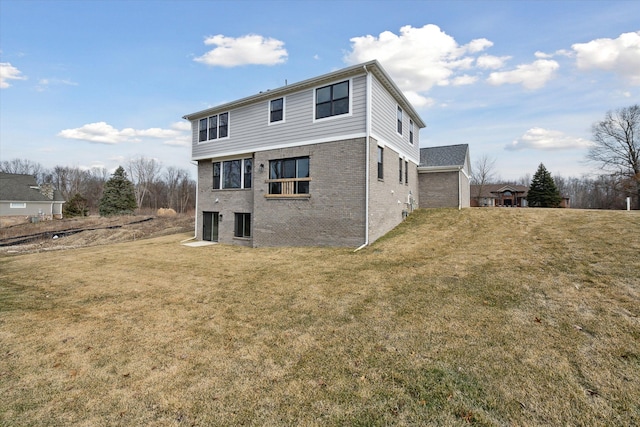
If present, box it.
[409,119,414,145]
[312,78,353,124]
[212,157,252,190]
[10,202,27,209]
[267,97,286,126]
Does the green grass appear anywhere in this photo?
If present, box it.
[1,208,639,426]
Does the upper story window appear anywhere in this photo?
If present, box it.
[267,157,310,196]
[377,147,384,180]
[397,106,403,135]
[212,158,252,190]
[315,81,349,119]
[409,119,414,144]
[198,112,229,142]
[270,98,284,123]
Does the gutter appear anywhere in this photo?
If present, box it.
[355,65,372,252]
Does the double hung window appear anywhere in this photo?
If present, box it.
[198,112,229,142]
[405,160,409,184]
[212,158,252,189]
[377,147,384,180]
[268,157,310,196]
[399,158,403,184]
[315,81,349,119]
[270,98,284,123]
[397,107,403,135]
[409,119,414,144]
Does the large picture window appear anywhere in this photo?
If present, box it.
[198,112,229,142]
[315,81,349,119]
[212,158,252,189]
[268,157,310,196]
[234,213,251,238]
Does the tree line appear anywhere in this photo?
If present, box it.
[0,157,196,215]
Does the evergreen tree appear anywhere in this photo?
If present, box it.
[99,166,137,216]
[527,163,562,207]
[63,193,89,217]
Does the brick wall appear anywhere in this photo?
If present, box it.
[418,171,460,208]
[252,138,367,247]
[368,138,419,243]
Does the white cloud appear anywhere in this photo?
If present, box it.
[476,54,511,69]
[487,59,559,89]
[572,31,640,85]
[404,91,435,107]
[344,24,493,93]
[451,74,478,86]
[36,78,78,92]
[0,62,27,88]
[194,34,288,67]
[506,127,594,151]
[58,121,190,146]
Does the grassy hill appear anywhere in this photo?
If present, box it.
[1,208,638,426]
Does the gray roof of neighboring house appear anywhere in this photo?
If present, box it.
[0,173,65,202]
[419,144,469,168]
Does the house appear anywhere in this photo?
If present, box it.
[0,173,65,220]
[417,144,471,209]
[471,184,529,207]
[470,184,570,208]
[183,60,426,247]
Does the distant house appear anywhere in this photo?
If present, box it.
[183,60,427,247]
[0,173,65,220]
[418,144,471,209]
[471,184,570,208]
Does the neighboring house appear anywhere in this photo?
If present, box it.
[0,173,65,219]
[470,184,570,208]
[183,60,426,247]
[417,144,471,209]
[471,184,529,207]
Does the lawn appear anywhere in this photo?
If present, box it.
[1,208,638,426]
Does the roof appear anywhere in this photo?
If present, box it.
[0,173,65,202]
[419,144,469,168]
[182,60,426,128]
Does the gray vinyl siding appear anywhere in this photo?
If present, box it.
[192,75,367,160]
[370,75,420,163]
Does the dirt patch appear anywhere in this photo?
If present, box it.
[0,214,194,254]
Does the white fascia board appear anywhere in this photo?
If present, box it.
[417,165,463,173]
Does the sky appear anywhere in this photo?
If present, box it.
[1,0,639,181]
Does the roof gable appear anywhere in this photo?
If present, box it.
[419,144,469,168]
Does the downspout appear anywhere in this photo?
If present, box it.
[458,167,462,210]
[181,161,199,243]
[355,65,372,251]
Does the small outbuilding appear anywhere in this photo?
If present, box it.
[418,144,471,209]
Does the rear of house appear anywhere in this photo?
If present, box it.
[184,60,425,247]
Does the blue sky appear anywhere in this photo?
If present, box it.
[1,0,639,181]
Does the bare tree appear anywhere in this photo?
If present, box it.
[471,154,497,205]
[0,158,47,182]
[127,156,162,212]
[588,104,640,208]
